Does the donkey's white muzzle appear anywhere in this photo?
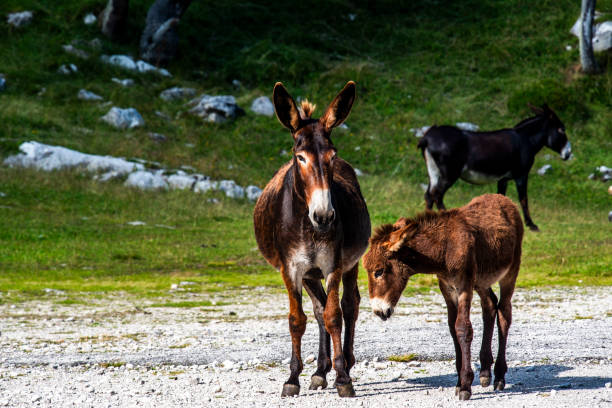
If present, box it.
[560,141,572,160]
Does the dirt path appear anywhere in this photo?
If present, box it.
[0,287,610,407]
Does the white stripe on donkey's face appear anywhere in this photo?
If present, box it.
[560,141,572,160]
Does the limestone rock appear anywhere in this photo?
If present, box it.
[160,87,196,101]
[456,122,479,131]
[124,171,168,190]
[7,11,33,28]
[62,44,89,59]
[246,185,263,202]
[78,89,103,101]
[101,107,145,129]
[188,95,244,123]
[250,96,274,117]
[111,78,134,87]
[194,180,218,193]
[58,64,78,75]
[101,54,171,77]
[83,13,97,25]
[537,164,552,175]
[219,180,245,199]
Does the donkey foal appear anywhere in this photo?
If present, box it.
[363,194,523,400]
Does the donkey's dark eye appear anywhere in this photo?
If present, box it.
[374,269,384,278]
[296,155,306,163]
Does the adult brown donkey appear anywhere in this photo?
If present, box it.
[363,194,523,401]
[254,81,371,398]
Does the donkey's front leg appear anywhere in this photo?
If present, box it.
[341,264,360,377]
[303,279,331,390]
[281,270,307,397]
[324,270,355,397]
[455,289,474,400]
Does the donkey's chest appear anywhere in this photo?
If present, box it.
[287,243,337,282]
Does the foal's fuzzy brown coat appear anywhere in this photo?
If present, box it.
[363,194,523,400]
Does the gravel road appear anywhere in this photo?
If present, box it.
[1,286,611,407]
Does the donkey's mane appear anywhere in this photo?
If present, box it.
[371,210,452,244]
[299,99,316,119]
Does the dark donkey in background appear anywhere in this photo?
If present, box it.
[363,194,524,401]
[419,104,571,231]
[254,81,371,398]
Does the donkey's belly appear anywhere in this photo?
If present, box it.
[460,167,511,185]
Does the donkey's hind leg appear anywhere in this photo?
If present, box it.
[494,274,517,391]
[281,268,307,397]
[341,264,360,377]
[303,278,331,390]
[477,288,498,388]
[438,280,462,393]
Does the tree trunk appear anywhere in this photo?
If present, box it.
[579,0,598,73]
[99,0,130,41]
[139,0,193,66]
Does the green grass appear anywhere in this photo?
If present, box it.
[0,0,610,298]
[388,353,417,363]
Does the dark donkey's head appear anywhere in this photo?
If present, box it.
[529,104,572,160]
[273,81,356,232]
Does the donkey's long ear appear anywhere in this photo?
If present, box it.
[383,224,414,253]
[320,81,356,131]
[273,82,302,133]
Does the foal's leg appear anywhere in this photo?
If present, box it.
[494,275,517,391]
[303,279,332,390]
[341,264,360,378]
[515,175,539,231]
[477,288,498,388]
[438,280,462,393]
[455,288,475,400]
[324,270,354,397]
[281,268,307,397]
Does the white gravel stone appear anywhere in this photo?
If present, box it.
[304,354,315,364]
[250,96,275,117]
[101,107,145,129]
[124,171,168,190]
[126,221,146,226]
[166,174,195,190]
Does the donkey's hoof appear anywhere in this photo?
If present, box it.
[528,224,540,232]
[480,375,491,387]
[281,383,300,397]
[336,382,356,398]
[309,376,328,390]
[458,390,471,400]
[494,379,505,391]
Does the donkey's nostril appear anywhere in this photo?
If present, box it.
[314,209,334,226]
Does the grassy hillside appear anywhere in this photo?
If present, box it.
[0,0,610,299]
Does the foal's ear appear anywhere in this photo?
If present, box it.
[320,81,356,131]
[393,217,409,230]
[383,225,411,253]
[273,82,302,133]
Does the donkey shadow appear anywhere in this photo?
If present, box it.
[355,364,610,399]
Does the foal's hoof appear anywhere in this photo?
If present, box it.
[336,382,356,398]
[494,379,505,391]
[480,375,491,387]
[458,390,471,401]
[309,375,328,390]
[528,224,540,232]
[281,383,300,397]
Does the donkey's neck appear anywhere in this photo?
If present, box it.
[514,116,547,151]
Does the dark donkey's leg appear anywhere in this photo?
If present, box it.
[515,175,539,231]
[438,280,462,393]
[341,264,360,378]
[477,288,498,388]
[324,270,355,397]
[494,273,517,391]
[280,268,307,397]
[497,178,509,195]
[303,278,332,390]
[455,287,475,400]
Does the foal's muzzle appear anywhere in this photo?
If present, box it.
[370,298,394,321]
